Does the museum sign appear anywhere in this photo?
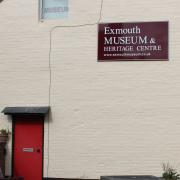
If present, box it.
[98,22,169,61]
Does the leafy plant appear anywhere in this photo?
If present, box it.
[0,129,10,136]
[162,163,180,180]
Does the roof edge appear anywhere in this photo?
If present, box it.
[1,106,50,115]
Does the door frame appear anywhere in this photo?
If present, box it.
[11,114,45,179]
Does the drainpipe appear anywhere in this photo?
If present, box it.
[0,142,6,176]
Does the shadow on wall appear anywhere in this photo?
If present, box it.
[5,139,12,177]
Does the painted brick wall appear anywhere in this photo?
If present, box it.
[0,0,180,179]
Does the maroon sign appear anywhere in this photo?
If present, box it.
[98,22,169,61]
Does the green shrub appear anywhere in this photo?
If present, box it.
[0,129,9,136]
[162,163,180,180]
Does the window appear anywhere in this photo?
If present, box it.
[40,0,68,20]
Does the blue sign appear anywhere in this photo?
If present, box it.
[42,0,68,20]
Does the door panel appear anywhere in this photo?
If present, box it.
[13,116,43,180]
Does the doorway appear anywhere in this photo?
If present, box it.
[12,115,44,180]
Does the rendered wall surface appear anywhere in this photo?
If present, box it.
[0,0,180,179]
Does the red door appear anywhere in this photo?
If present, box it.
[13,115,43,180]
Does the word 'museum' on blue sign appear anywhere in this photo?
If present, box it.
[42,0,68,20]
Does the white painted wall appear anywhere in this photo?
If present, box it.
[0,0,180,178]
